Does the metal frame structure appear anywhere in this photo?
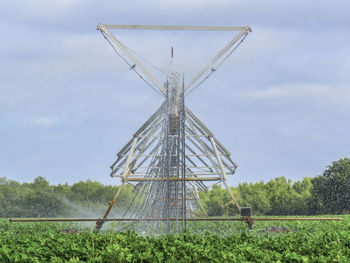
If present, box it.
[94,24,252,234]
[10,24,342,232]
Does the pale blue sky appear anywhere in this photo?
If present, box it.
[1,0,349,185]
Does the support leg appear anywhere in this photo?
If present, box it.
[242,216,254,229]
[223,180,241,211]
[210,137,241,212]
[96,138,138,230]
[96,182,126,230]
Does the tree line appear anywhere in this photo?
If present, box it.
[0,158,349,218]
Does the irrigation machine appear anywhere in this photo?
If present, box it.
[11,24,341,234]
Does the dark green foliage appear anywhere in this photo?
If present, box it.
[0,177,135,218]
[200,176,314,216]
[199,185,234,216]
[1,157,349,217]
[238,181,271,215]
[0,217,349,262]
[200,157,349,216]
[311,158,350,214]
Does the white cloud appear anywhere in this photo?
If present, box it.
[22,0,83,17]
[247,84,330,99]
[245,83,350,110]
[32,116,61,128]
[152,0,234,11]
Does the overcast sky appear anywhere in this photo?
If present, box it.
[1,0,349,186]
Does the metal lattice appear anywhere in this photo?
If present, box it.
[96,24,252,234]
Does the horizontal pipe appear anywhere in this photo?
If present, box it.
[127,177,221,181]
[126,177,221,181]
[100,24,251,32]
[253,218,343,221]
[10,218,241,222]
[10,217,342,223]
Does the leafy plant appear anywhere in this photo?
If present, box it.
[0,216,349,262]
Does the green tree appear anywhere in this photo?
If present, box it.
[311,158,350,214]
[31,176,50,190]
[199,185,240,216]
[292,177,313,215]
[23,189,71,217]
[238,181,271,215]
[265,176,301,215]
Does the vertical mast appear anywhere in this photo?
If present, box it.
[165,72,186,233]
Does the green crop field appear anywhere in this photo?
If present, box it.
[1,216,349,262]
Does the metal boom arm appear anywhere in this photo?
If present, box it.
[97,23,166,95]
[184,26,251,92]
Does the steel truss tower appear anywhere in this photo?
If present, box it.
[96,24,252,234]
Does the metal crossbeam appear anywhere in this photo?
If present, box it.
[102,24,251,32]
[126,177,221,182]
